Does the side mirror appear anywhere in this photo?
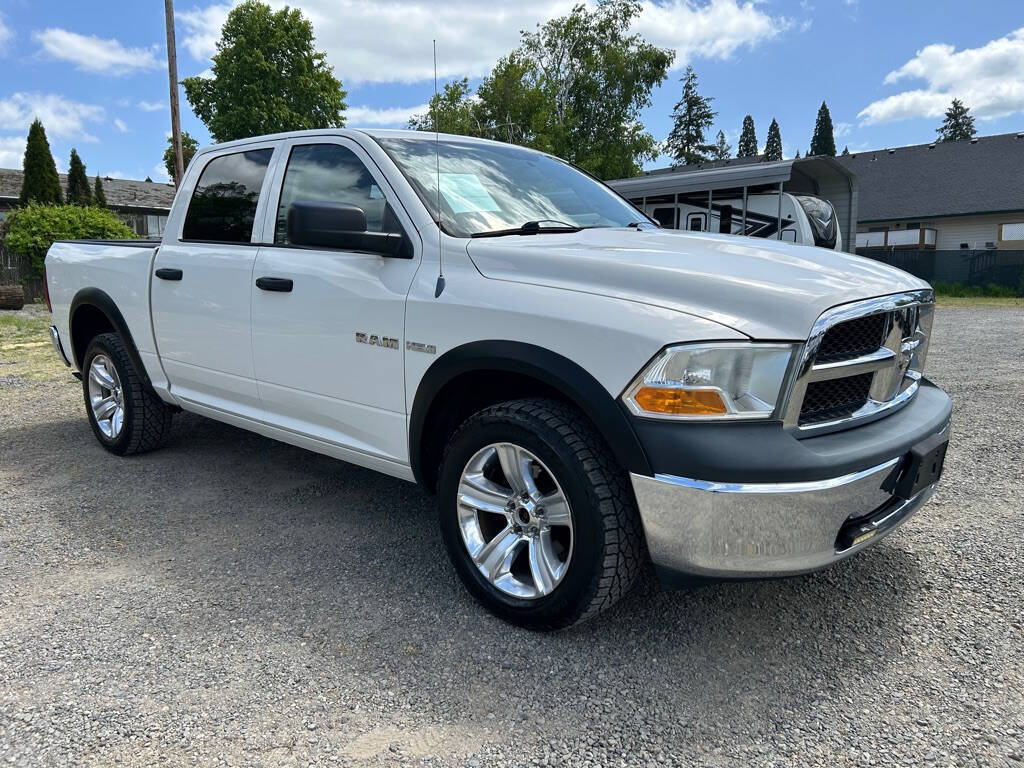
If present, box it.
[287,201,411,257]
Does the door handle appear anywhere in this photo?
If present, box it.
[256,277,293,292]
[155,268,183,281]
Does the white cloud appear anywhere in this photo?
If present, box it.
[150,163,170,183]
[33,28,160,75]
[179,0,787,83]
[834,121,852,138]
[859,28,1024,124]
[114,118,129,133]
[103,170,126,179]
[347,103,430,127]
[0,92,106,142]
[636,0,786,65]
[0,135,26,168]
[0,13,13,54]
[138,100,165,112]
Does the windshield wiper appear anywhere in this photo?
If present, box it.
[470,220,583,238]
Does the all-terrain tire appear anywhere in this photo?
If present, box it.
[82,332,173,456]
[438,398,646,630]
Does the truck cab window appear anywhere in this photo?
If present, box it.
[275,143,395,245]
[182,149,273,242]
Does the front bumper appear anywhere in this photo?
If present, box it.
[630,383,951,585]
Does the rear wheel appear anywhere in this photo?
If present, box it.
[82,332,173,455]
[438,399,645,630]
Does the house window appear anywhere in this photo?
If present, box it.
[904,222,920,230]
[999,222,1024,241]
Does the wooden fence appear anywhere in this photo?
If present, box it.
[0,244,45,302]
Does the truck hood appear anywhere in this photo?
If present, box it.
[466,227,929,339]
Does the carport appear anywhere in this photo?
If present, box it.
[608,157,859,254]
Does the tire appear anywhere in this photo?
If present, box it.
[81,332,173,456]
[438,398,645,630]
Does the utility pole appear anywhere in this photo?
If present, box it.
[164,0,184,187]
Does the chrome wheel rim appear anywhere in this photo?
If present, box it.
[457,443,574,600]
[87,354,124,439]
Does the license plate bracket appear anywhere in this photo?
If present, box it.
[894,433,948,501]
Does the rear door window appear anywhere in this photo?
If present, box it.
[182,149,274,242]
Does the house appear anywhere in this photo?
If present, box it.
[0,168,176,238]
[836,132,1024,252]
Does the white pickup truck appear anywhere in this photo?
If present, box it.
[45,129,952,629]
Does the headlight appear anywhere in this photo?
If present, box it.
[623,343,796,420]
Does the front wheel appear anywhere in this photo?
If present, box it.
[82,332,173,456]
[438,399,645,630]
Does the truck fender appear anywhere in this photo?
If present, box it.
[68,287,151,387]
[408,340,652,487]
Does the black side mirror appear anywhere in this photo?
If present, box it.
[288,201,410,258]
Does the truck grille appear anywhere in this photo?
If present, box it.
[784,291,935,434]
[800,373,873,425]
[815,313,888,364]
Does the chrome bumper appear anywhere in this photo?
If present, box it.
[49,325,71,367]
[630,427,947,581]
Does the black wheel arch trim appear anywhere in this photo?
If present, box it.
[69,287,152,388]
[409,340,652,485]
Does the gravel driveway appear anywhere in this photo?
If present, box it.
[1,304,1022,767]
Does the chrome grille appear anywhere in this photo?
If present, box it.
[800,372,873,425]
[815,313,888,364]
[783,290,934,435]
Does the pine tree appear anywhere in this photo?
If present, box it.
[936,98,976,141]
[144,176,153,183]
[711,130,731,161]
[794,149,801,159]
[737,115,758,158]
[93,176,107,207]
[66,149,93,206]
[18,120,63,205]
[809,101,836,156]
[666,66,717,165]
[841,145,850,156]
[763,119,783,161]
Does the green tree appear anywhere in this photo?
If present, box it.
[66,149,93,206]
[809,101,836,156]
[711,130,731,161]
[841,145,850,156]
[163,131,200,183]
[183,0,347,142]
[408,78,483,136]
[18,120,63,205]
[936,98,976,141]
[737,115,757,158]
[666,66,716,165]
[474,54,548,144]
[794,149,801,159]
[93,176,107,207]
[763,118,783,161]
[4,203,135,275]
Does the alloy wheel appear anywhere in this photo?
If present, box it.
[456,442,574,599]
[87,354,125,439]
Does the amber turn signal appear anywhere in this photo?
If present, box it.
[632,386,728,416]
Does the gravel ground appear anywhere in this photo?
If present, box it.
[1,304,1022,767]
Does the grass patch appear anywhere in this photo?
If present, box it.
[937,296,1023,308]
[0,303,68,382]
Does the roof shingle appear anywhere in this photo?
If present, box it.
[0,168,175,212]
[835,132,1024,222]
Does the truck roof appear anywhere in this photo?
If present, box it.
[192,128,517,158]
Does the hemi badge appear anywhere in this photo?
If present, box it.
[407,341,437,355]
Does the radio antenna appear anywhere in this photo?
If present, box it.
[432,39,446,298]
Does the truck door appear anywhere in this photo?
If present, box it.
[151,143,278,419]
[250,137,420,466]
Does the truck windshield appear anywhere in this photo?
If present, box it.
[376,137,649,238]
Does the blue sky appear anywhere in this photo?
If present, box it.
[1,0,1022,182]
